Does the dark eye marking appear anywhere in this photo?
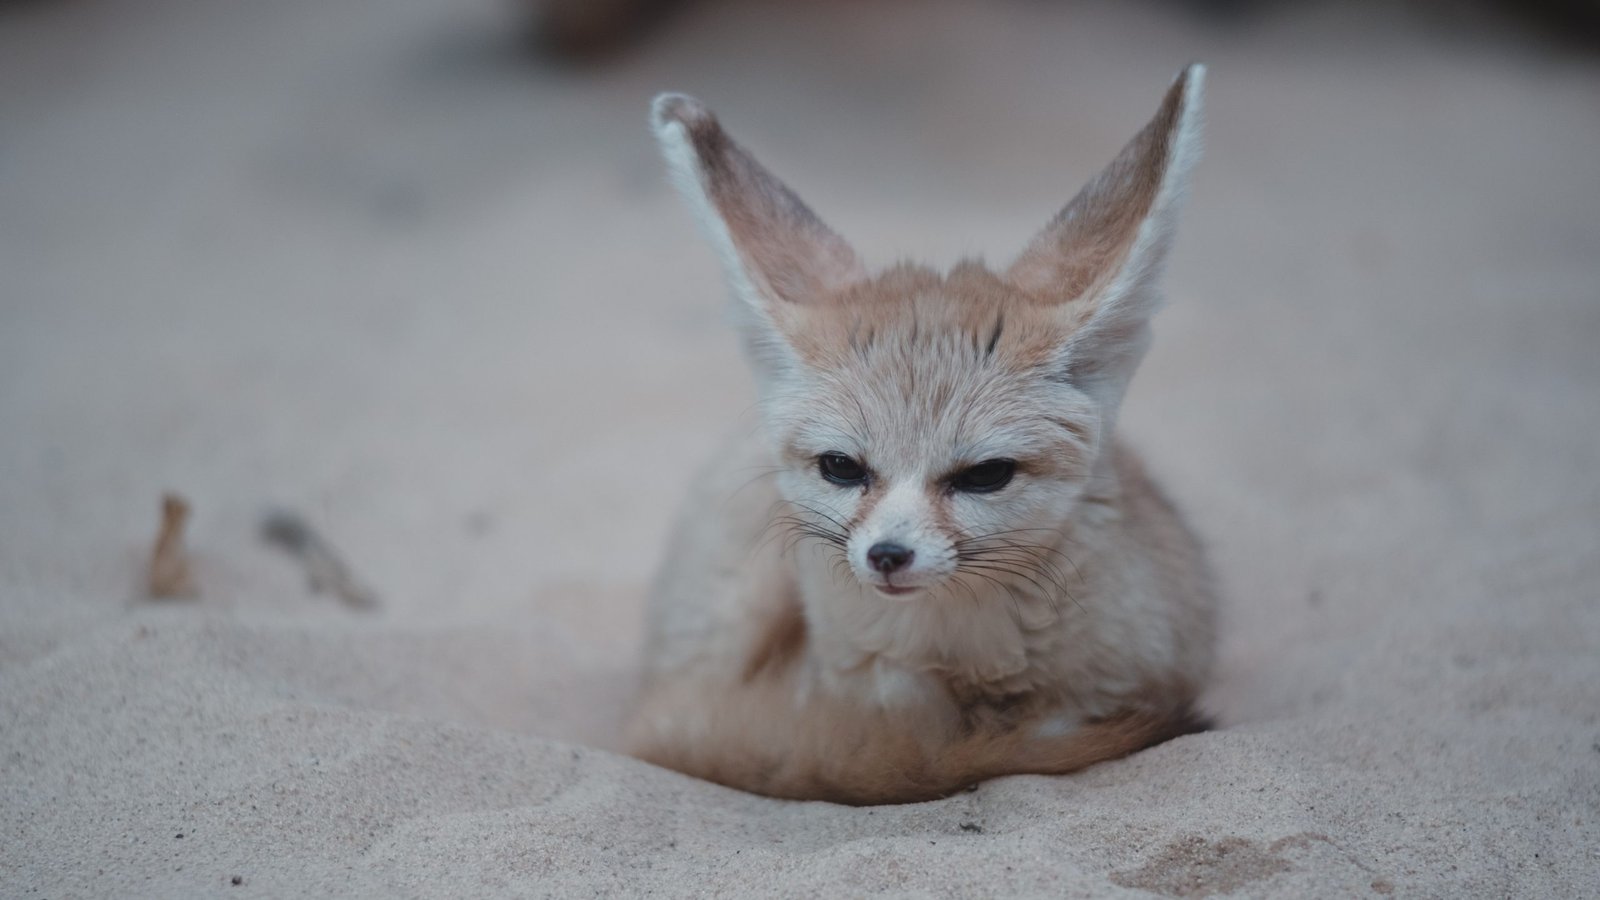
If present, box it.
[818,453,869,487]
[950,459,1016,494]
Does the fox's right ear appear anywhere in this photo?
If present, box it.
[652,94,865,379]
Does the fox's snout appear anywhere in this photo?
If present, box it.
[866,542,914,574]
[843,484,958,594]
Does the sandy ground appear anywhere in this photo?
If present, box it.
[3,0,1598,896]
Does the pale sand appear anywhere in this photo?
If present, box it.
[2,0,1597,896]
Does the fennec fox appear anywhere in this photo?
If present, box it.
[629,66,1216,805]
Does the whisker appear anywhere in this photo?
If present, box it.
[722,466,785,507]
[962,569,1026,621]
[962,546,1075,590]
[792,500,852,533]
[954,527,1082,548]
[956,558,1083,617]
[951,525,1090,615]
[960,539,1085,582]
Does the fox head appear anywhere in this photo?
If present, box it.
[653,67,1203,601]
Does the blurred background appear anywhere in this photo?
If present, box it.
[2,0,1597,745]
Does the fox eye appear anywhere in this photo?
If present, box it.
[952,459,1015,493]
[818,453,868,486]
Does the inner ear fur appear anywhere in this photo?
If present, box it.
[1006,65,1205,383]
[652,93,865,310]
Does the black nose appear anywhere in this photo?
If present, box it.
[867,542,914,574]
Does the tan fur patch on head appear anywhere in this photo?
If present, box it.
[775,259,1100,489]
[785,261,1071,376]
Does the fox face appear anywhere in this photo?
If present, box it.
[654,68,1203,603]
[758,267,1103,599]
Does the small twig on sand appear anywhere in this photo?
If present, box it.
[148,493,197,598]
[259,510,379,610]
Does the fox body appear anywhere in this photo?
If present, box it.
[629,67,1217,804]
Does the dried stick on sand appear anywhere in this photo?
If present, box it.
[260,510,379,610]
[147,492,197,598]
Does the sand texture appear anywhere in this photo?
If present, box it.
[3,0,1598,896]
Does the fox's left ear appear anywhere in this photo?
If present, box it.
[652,93,866,381]
[1007,65,1205,409]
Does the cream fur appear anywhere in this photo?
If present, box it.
[630,67,1217,805]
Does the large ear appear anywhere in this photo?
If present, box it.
[651,93,866,378]
[1006,65,1205,407]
